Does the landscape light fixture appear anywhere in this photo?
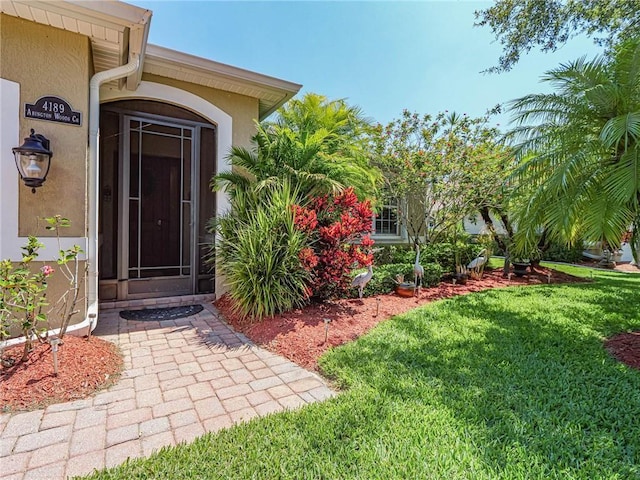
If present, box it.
[12,129,52,193]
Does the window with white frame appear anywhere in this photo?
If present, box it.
[374,198,401,236]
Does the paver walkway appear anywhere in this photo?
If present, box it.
[0,303,335,479]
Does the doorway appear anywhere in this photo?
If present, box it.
[99,101,216,300]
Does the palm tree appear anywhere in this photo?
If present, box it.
[213,93,381,202]
[508,38,640,262]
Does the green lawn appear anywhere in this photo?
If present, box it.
[82,266,640,479]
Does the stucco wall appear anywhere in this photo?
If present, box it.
[0,14,90,238]
[142,73,259,150]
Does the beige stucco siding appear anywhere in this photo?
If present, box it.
[142,73,259,150]
[1,14,90,237]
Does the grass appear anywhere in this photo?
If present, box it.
[81,266,640,479]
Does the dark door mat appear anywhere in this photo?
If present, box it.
[119,304,204,321]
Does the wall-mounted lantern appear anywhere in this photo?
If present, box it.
[12,129,52,193]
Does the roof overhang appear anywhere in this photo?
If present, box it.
[144,44,301,120]
[0,0,151,91]
[0,1,301,118]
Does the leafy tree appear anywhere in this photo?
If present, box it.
[508,39,640,263]
[475,0,639,72]
[371,110,511,248]
[214,93,381,201]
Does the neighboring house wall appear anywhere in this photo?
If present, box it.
[464,213,508,236]
[1,14,90,238]
[373,199,508,245]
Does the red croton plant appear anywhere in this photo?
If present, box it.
[293,188,374,299]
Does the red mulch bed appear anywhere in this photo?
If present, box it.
[605,332,640,370]
[2,265,638,413]
[1,336,122,412]
[217,267,588,370]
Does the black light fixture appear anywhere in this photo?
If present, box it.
[12,129,53,193]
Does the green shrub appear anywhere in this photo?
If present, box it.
[422,262,444,286]
[392,247,418,264]
[542,241,585,263]
[372,245,423,265]
[361,262,443,297]
[373,245,405,265]
[214,183,311,320]
[375,243,477,273]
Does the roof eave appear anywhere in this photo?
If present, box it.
[144,44,302,120]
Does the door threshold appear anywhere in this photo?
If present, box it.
[99,293,216,311]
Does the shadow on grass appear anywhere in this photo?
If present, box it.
[319,273,640,478]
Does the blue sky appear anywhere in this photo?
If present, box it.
[131,1,603,128]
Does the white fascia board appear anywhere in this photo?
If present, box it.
[144,44,302,117]
[57,1,150,29]
[146,44,302,93]
[126,9,152,90]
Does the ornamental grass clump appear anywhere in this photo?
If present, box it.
[215,182,312,320]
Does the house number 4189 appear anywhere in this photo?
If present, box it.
[41,101,66,113]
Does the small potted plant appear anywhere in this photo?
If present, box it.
[394,274,415,297]
[511,258,530,277]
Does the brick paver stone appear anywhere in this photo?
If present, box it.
[173,423,205,444]
[65,451,106,478]
[106,424,139,448]
[169,410,199,429]
[3,411,43,437]
[278,395,307,410]
[69,427,106,456]
[216,384,252,400]
[141,431,175,457]
[203,414,234,433]
[139,417,171,437]
[23,460,66,480]
[13,425,72,454]
[39,411,76,431]
[250,376,283,391]
[105,439,143,469]
[221,396,251,413]
[229,407,258,423]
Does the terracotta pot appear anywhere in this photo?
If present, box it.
[395,282,415,297]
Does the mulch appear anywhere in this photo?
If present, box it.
[216,266,588,370]
[1,336,122,412]
[605,332,640,370]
